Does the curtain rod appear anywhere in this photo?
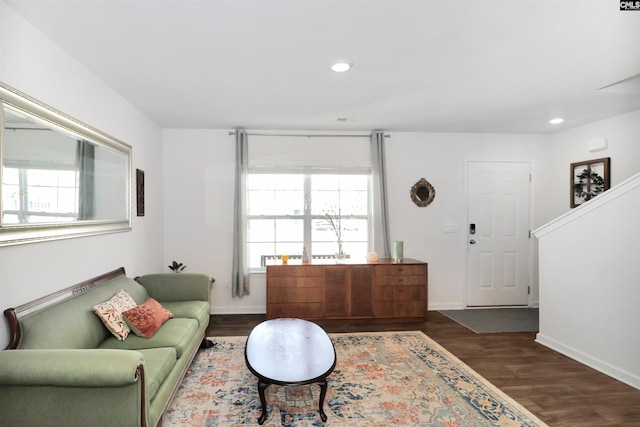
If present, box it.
[228,131,390,138]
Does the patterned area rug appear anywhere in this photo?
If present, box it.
[164,331,547,426]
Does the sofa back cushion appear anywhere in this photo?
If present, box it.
[18,275,150,350]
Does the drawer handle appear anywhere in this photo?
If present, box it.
[292,290,299,295]
[397,278,405,282]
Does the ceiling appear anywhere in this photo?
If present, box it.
[5,0,640,133]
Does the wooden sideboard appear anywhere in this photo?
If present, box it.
[266,259,428,323]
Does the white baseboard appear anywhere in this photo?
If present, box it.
[536,333,640,390]
[211,303,535,315]
[211,306,266,315]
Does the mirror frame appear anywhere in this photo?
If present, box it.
[410,178,436,207]
[0,82,132,246]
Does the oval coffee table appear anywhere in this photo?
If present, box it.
[244,318,336,424]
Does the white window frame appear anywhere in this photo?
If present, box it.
[2,161,79,224]
[247,166,371,273]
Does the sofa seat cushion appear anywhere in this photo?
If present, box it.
[160,301,210,327]
[137,347,177,400]
[98,318,198,358]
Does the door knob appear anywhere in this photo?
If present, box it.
[469,239,476,245]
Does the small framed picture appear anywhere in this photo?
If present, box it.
[570,157,610,208]
[136,169,145,216]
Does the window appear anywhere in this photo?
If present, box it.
[2,166,79,224]
[247,171,369,270]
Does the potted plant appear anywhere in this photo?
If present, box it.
[168,261,186,273]
[323,208,346,262]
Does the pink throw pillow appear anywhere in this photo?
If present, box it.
[122,298,173,338]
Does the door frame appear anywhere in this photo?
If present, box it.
[464,159,537,308]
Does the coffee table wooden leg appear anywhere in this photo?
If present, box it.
[318,378,328,422]
[257,380,270,425]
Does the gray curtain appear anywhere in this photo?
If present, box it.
[76,139,95,220]
[370,131,391,258]
[232,129,250,297]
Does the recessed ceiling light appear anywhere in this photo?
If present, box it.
[331,60,352,73]
[549,118,564,124]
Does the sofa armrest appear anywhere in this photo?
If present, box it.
[135,273,212,302]
[0,349,144,387]
[0,349,147,427]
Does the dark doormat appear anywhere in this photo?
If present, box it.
[439,308,539,333]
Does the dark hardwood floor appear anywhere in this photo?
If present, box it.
[207,312,640,427]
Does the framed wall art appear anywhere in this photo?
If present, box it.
[136,169,145,216]
[570,157,610,208]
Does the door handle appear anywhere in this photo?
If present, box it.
[469,239,476,245]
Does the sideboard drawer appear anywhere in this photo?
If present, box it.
[267,303,323,319]
[374,301,426,318]
[375,275,426,286]
[267,287,322,304]
[373,285,426,301]
[267,265,323,277]
[267,276,323,288]
[375,264,427,276]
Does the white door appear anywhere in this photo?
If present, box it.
[467,161,531,306]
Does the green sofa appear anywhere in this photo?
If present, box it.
[0,267,212,427]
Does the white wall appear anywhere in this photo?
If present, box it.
[162,129,265,313]
[538,110,640,225]
[163,113,640,315]
[387,132,549,308]
[0,2,165,349]
[532,110,640,389]
[534,175,640,389]
[163,129,549,312]
[2,0,639,354]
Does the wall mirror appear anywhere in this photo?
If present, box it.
[0,83,131,246]
[410,178,436,207]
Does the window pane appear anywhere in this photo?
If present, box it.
[273,190,304,215]
[2,184,20,210]
[28,214,74,223]
[275,242,303,258]
[27,169,57,186]
[341,218,368,241]
[2,168,19,184]
[247,172,369,270]
[248,242,276,268]
[57,188,78,213]
[248,191,275,215]
[58,171,78,187]
[275,219,303,243]
[340,190,367,215]
[341,242,368,261]
[248,174,303,191]
[2,213,19,224]
[312,218,338,242]
[339,175,369,191]
[311,241,340,257]
[310,190,340,215]
[312,175,340,190]
[28,186,56,211]
[248,219,275,242]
